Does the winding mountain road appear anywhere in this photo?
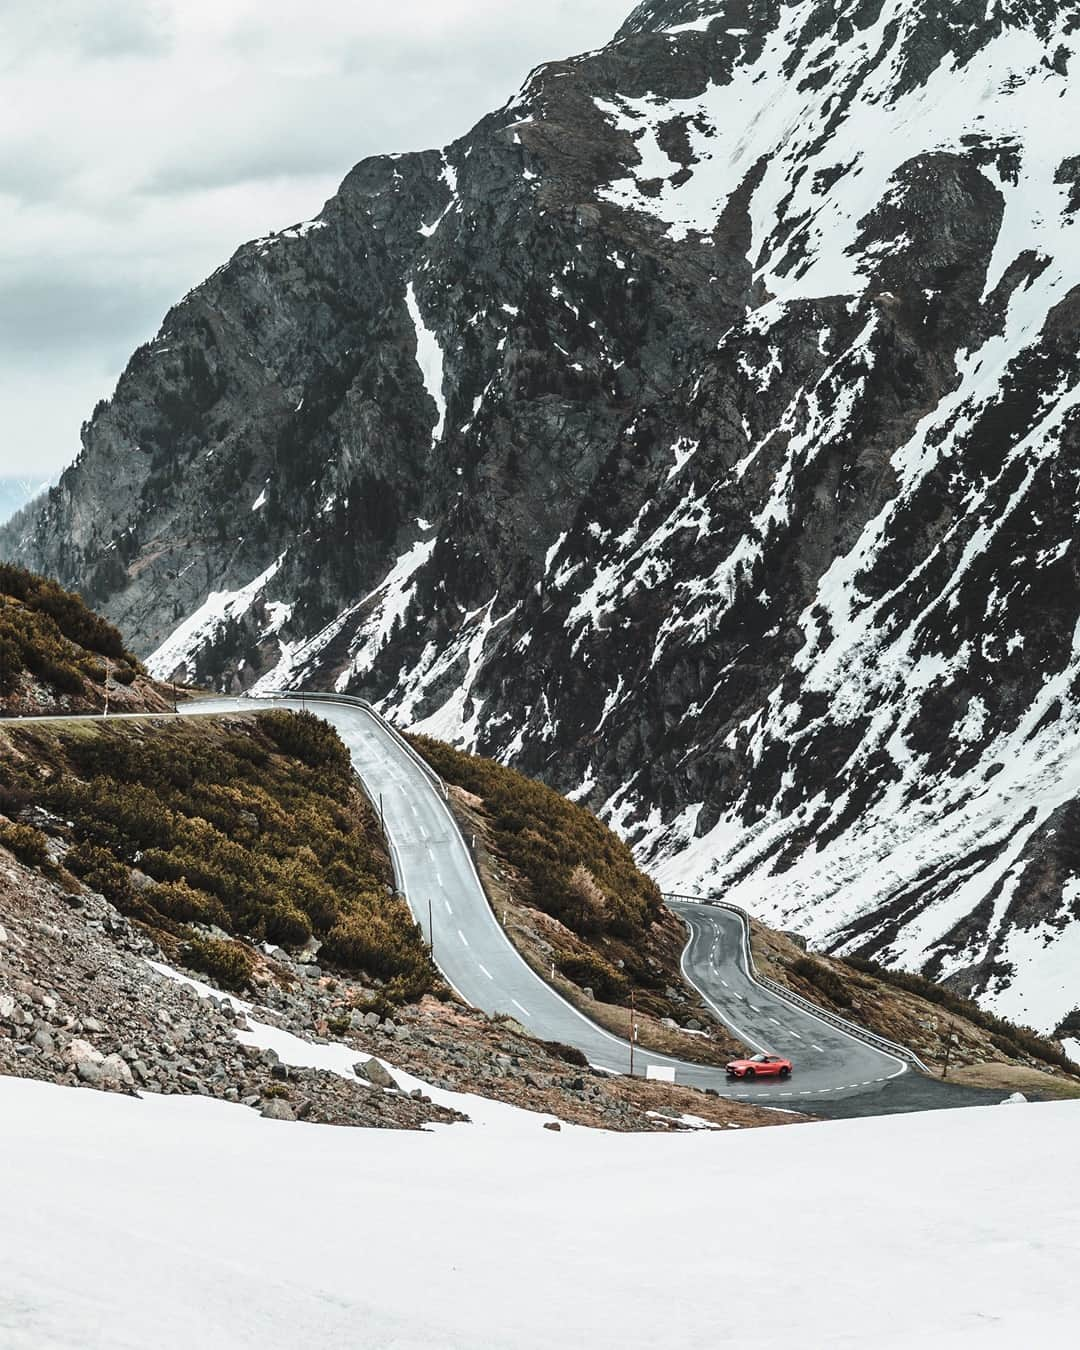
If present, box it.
[187,697,983,1111]
[22,694,1002,1114]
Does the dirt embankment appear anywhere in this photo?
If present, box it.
[753,924,1080,1100]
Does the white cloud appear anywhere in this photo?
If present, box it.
[0,0,631,476]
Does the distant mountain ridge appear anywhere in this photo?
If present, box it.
[5,0,1080,1037]
[0,477,50,527]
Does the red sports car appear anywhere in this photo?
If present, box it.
[726,1053,792,1081]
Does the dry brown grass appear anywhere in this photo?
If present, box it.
[949,1062,1080,1099]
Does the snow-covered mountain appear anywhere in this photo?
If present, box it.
[5,0,1080,1035]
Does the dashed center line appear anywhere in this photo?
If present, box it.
[444,899,453,915]
[790,1031,802,1040]
[719,979,729,989]
[511,999,530,1017]
[769,1017,781,1026]
[457,929,469,948]
[811,1044,824,1053]
[478,964,493,980]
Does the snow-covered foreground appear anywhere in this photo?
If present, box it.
[1,1079,1076,1350]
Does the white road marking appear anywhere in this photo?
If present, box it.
[811,1044,824,1053]
[444,899,453,915]
[478,965,493,980]
[458,930,469,948]
[435,872,443,886]
[511,999,530,1017]
[769,1017,781,1026]
[719,979,729,988]
[732,992,744,1001]
[790,1031,802,1039]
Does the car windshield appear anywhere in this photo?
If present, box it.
[749,1054,767,1062]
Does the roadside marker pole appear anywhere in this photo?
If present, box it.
[428,897,434,961]
[629,990,636,1077]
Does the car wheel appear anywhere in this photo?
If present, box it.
[744,1068,756,1080]
[779,1067,791,1079]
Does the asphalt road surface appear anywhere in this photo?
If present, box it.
[19,695,1006,1113]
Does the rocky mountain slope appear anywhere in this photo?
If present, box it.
[6,0,1080,1034]
[0,563,169,715]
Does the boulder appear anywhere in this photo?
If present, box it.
[64,1038,104,1070]
[354,1058,398,1090]
[260,1098,297,1121]
[101,1054,134,1087]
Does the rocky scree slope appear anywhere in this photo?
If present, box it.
[0,768,780,1134]
[8,0,1080,1033]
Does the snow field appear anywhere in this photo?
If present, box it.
[0,1076,1076,1349]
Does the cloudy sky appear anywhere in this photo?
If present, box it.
[0,0,633,478]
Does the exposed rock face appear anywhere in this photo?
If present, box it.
[7,0,1080,1031]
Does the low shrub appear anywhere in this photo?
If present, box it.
[557,950,628,1002]
[0,565,137,706]
[846,956,1079,1074]
[1056,1008,1080,1039]
[792,956,853,1007]
[539,1040,589,1068]
[409,734,662,943]
[5,716,434,1003]
[184,936,255,993]
[0,821,49,868]
[149,879,231,929]
[320,898,434,998]
[260,710,351,778]
[65,840,134,908]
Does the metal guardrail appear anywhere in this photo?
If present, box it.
[665,892,931,1074]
